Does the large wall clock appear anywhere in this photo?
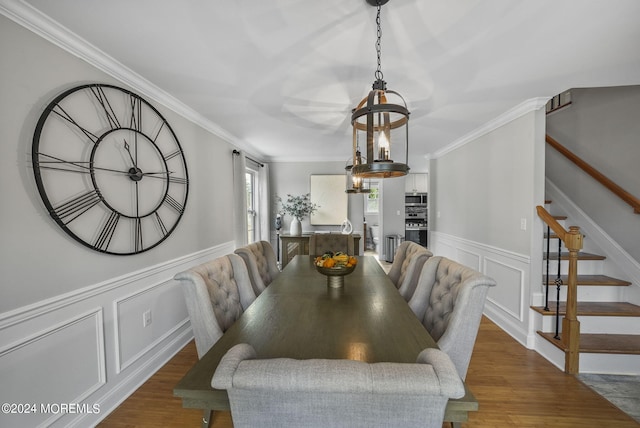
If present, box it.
[32,83,189,255]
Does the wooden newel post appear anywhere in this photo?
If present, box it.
[562,226,583,374]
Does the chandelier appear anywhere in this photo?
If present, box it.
[345,148,371,194]
[351,0,410,179]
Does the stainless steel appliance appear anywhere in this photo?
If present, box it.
[405,193,428,205]
[405,193,428,247]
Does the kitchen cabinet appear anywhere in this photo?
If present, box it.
[405,173,428,194]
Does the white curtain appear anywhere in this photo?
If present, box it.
[256,163,271,243]
[233,151,248,248]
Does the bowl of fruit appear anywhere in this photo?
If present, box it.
[314,252,358,288]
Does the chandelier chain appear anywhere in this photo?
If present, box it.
[375,3,384,81]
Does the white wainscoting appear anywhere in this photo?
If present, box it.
[0,241,235,427]
[431,232,533,347]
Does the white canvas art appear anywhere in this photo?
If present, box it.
[310,175,347,225]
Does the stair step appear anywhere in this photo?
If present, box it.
[544,252,606,261]
[531,301,640,316]
[537,331,640,355]
[553,215,568,220]
[542,274,631,286]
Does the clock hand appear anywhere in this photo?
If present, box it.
[141,171,174,176]
[123,140,137,167]
[36,153,134,175]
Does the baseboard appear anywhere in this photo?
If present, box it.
[70,328,194,428]
[484,304,530,348]
[0,242,233,428]
[430,231,533,348]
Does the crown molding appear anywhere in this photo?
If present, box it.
[0,0,245,149]
[432,97,550,159]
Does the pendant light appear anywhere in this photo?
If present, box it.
[351,0,410,179]
[345,148,371,193]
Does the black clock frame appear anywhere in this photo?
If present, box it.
[32,83,189,255]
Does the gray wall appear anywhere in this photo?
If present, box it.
[270,161,366,253]
[381,177,407,258]
[546,86,640,262]
[429,108,546,347]
[432,113,541,255]
[0,15,237,426]
[0,15,235,313]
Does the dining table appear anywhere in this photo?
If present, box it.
[174,255,478,428]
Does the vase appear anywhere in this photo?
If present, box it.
[290,218,302,236]
[341,218,353,234]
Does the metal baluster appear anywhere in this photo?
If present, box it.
[544,225,551,312]
[554,236,563,339]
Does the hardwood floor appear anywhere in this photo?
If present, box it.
[98,317,640,427]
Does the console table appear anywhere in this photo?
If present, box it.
[280,233,361,268]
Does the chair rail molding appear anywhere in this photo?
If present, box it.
[430,231,532,347]
[0,241,235,427]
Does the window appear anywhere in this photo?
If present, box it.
[246,168,257,243]
[365,182,380,214]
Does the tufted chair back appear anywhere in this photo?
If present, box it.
[387,241,433,301]
[309,233,355,256]
[212,343,464,428]
[174,254,256,359]
[408,256,496,379]
[235,241,280,295]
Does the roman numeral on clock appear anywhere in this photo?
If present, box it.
[90,85,121,129]
[94,211,120,251]
[52,190,102,224]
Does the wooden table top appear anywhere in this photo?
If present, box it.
[174,256,477,420]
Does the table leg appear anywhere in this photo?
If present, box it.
[201,409,213,428]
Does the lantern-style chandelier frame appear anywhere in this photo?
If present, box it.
[345,149,371,194]
[351,0,410,179]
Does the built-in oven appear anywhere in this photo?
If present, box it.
[405,193,428,247]
[405,225,428,247]
[405,206,427,221]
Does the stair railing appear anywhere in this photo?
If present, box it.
[537,205,583,374]
[546,135,640,214]
[543,224,563,339]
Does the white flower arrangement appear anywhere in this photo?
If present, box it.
[276,193,319,221]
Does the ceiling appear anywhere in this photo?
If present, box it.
[7,0,640,163]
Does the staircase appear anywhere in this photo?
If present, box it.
[532,201,640,374]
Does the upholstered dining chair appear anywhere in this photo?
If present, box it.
[408,256,496,379]
[234,240,280,296]
[174,254,256,359]
[212,343,465,428]
[309,233,355,256]
[387,241,433,301]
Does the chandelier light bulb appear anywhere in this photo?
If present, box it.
[378,131,390,160]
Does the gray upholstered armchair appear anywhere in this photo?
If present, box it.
[387,241,433,301]
[408,256,496,379]
[212,343,465,428]
[174,254,256,359]
[234,240,280,296]
[309,233,354,256]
